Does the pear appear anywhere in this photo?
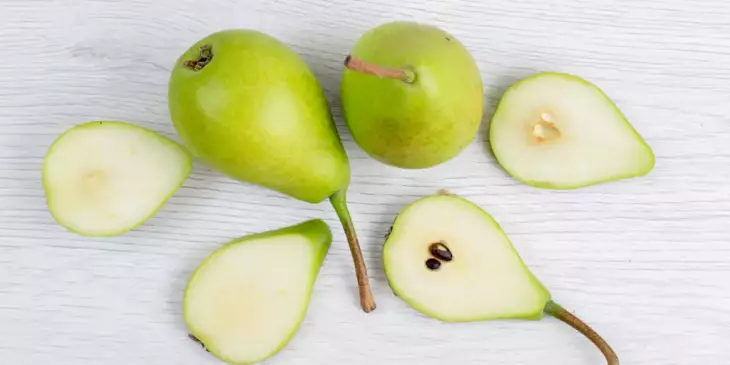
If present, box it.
[184,219,331,364]
[490,72,654,189]
[42,121,192,236]
[340,21,484,169]
[384,193,618,365]
[168,30,375,312]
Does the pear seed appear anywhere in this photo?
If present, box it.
[429,241,453,262]
[425,258,441,271]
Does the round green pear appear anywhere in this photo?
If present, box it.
[341,21,484,169]
[168,30,375,312]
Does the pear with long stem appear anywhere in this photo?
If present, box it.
[168,29,375,312]
[384,193,618,364]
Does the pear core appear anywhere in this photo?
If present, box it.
[532,113,561,143]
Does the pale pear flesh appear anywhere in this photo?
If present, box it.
[384,194,550,322]
[42,121,192,236]
[184,220,331,365]
[384,193,618,365]
[490,72,654,189]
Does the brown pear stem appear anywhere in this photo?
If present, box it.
[344,55,416,83]
[330,190,376,312]
[544,301,619,365]
[183,44,213,71]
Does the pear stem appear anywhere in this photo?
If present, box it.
[544,301,619,365]
[344,55,416,83]
[330,190,376,312]
[183,44,213,71]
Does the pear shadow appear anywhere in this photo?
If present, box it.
[282,27,352,103]
[363,200,398,280]
[164,246,213,336]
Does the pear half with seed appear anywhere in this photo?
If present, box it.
[42,121,192,236]
[184,219,332,365]
[490,72,654,189]
[384,193,618,365]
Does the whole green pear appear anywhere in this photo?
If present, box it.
[341,21,484,169]
[169,30,375,312]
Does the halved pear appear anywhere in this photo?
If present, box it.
[184,219,332,365]
[384,193,618,365]
[490,72,654,189]
[42,121,192,236]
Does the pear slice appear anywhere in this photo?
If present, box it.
[184,219,332,365]
[42,121,192,236]
[489,72,654,189]
[384,193,618,365]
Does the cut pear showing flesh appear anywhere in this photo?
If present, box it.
[184,220,332,365]
[490,72,654,189]
[42,121,192,236]
[384,193,618,365]
[384,194,550,322]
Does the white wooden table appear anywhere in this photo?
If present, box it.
[1,1,729,364]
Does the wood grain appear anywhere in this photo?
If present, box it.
[1,0,729,364]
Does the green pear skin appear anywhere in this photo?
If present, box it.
[341,21,484,169]
[184,219,332,364]
[168,30,375,312]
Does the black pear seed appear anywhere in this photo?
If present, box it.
[425,258,441,271]
[429,241,453,262]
